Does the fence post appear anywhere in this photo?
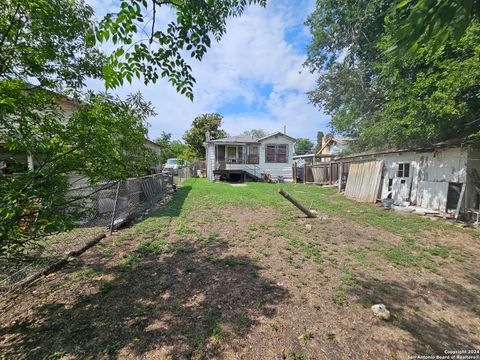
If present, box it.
[109,181,121,235]
[338,163,343,191]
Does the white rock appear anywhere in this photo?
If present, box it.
[306,224,313,231]
[371,304,390,320]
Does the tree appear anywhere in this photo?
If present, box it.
[389,0,480,54]
[155,132,191,163]
[315,131,324,152]
[305,0,389,147]
[295,138,315,155]
[0,0,158,258]
[242,129,267,139]
[92,0,266,98]
[0,88,158,258]
[183,113,227,159]
[305,0,480,150]
[0,0,103,89]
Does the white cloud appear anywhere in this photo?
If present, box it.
[85,0,329,142]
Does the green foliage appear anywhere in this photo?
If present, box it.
[315,131,324,152]
[205,309,224,340]
[305,0,480,150]
[389,0,480,54]
[0,83,158,259]
[0,1,157,259]
[242,129,267,139]
[0,0,103,89]
[295,138,314,155]
[384,246,420,267]
[93,0,266,98]
[154,131,192,163]
[183,113,227,159]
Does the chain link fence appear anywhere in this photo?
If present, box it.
[0,173,174,296]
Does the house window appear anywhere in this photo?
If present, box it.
[397,163,410,178]
[277,145,287,163]
[265,144,288,163]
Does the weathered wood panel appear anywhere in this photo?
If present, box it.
[345,161,383,203]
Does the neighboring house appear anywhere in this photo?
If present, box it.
[336,142,480,218]
[144,139,163,173]
[204,132,296,182]
[317,136,354,159]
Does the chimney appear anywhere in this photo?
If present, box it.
[283,125,286,134]
[205,131,211,141]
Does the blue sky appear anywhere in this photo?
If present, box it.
[86,0,329,143]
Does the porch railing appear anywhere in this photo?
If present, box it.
[214,156,260,170]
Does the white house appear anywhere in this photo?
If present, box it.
[204,132,296,182]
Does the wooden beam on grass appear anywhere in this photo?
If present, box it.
[278,188,316,218]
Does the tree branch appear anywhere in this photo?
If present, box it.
[0,3,21,49]
[150,0,156,44]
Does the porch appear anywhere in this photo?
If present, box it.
[213,144,260,168]
[212,144,262,182]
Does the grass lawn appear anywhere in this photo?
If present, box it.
[1,179,479,359]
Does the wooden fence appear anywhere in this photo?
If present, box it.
[295,161,350,189]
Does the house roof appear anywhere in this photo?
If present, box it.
[257,132,296,142]
[144,139,162,150]
[293,153,335,160]
[317,136,355,155]
[336,138,476,161]
[206,132,296,144]
[210,135,258,143]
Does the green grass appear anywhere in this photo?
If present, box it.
[132,179,474,280]
[100,246,113,257]
[68,268,100,281]
[346,247,370,266]
[233,313,248,334]
[288,237,323,266]
[223,258,247,267]
[120,255,141,271]
[205,310,225,340]
[149,179,464,240]
[135,238,174,256]
[429,245,450,259]
[332,287,347,306]
[103,341,120,355]
[340,268,357,287]
[383,246,420,267]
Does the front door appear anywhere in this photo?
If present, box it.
[227,146,237,163]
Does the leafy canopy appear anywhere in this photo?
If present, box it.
[183,113,227,159]
[242,129,267,139]
[390,0,480,54]
[295,138,315,155]
[155,132,191,162]
[0,0,103,89]
[305,0,480,150]
[0,0,158,258]
[92,0,266,98]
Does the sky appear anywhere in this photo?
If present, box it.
[86,0,329,143]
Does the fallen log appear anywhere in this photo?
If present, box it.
[278,188,317,218]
